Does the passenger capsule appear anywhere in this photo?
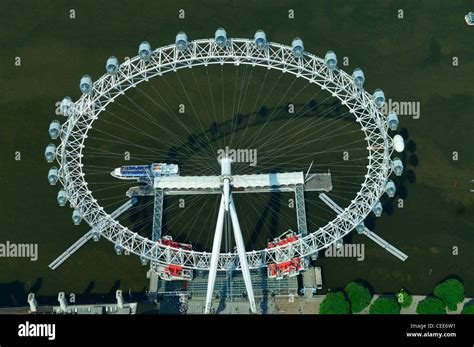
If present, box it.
[45,143,56,163]
[291,37,304,58]
[392,158,404,176]
[352,68,365,88]
[355,223,366,234]
[72,209,82,225]
[385,180,396,198]
[114,244,123,255]
[140,256,149,266]
[106,56,119,75]
[138,41,152,61]
[48,166,59,185]
[60,97,73,116]
[373,89,385,108]
[92,229,100,242]
[57,189,67,207]
[79,75,93,95]
[175,31,188,51]
[393,134,405,153]
[387,112,399,131]
[372,201,383,217]
[335,238,343,249]
[324,50,337,70]
[254,30,267,49]
[49,120,61,139]
[215,27,227,47]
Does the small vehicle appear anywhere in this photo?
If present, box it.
[315,267,323,290]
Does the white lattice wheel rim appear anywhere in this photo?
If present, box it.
[56,38,394,271]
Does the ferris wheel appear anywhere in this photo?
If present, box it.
[46,28,407,314]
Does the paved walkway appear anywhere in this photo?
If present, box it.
[269,294,473,314]
[200,294,474,314]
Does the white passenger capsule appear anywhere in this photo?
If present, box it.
[106,56,119,75]
[57,189,67,207]
[79,75,93,95]
[352,68,365,88]
[175,31,188,51]
[385,180,396,198]
[291,37,304,58]
[49,120,61,139]
[48,166,59,185]
[215,27,227,47]
[335,238,343,249]
[72,209,82,225]
[140,256,149,266]
[393,134,405,153]
[355,223,366,234]
[60,97,73,116]
[138,41,152,61]
[254,30,267,49]
[324,50,337,70]
[92,229,100,242]
[373,89,385,108]
[387,112,399,131]
[392,158,404,176]
[44,143,56,163]
[372,201,383,217]
[114,244,123,255]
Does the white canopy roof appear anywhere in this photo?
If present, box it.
[153,172,304,190]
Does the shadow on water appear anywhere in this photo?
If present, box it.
[342,233,354,244]
[83,281,95,296]
[365,214,377,232]
[163,97,348,168]
[108,280,121,296]
[0,281,27,307]
[248,192,282,248]
[423,37,443,66]
[30,278,43,293]
[353,278,375,296]
[129,196,152,237]
[438,274,464,286]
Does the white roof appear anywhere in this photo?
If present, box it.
[154,172,304,190]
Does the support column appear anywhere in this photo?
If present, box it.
[152,189,164,241]
[150,190,164,298]
[205,196,226,314]
[229,196,256,313]
[295,185,308,236]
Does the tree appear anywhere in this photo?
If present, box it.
[434,279,464,311]
[369,296,400,314]
[462,304,474,314]
[416,297,446,314]
[344,282,372,313]
[319,292,350,314]
[397,289,413,309]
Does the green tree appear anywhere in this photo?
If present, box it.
[397,289,413,309]
[434,279,464,311]
[416,297,446,314]
[320,292,350,314]
[462,304,474,314]
[344,282,372,313]
[369,296,400,314]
